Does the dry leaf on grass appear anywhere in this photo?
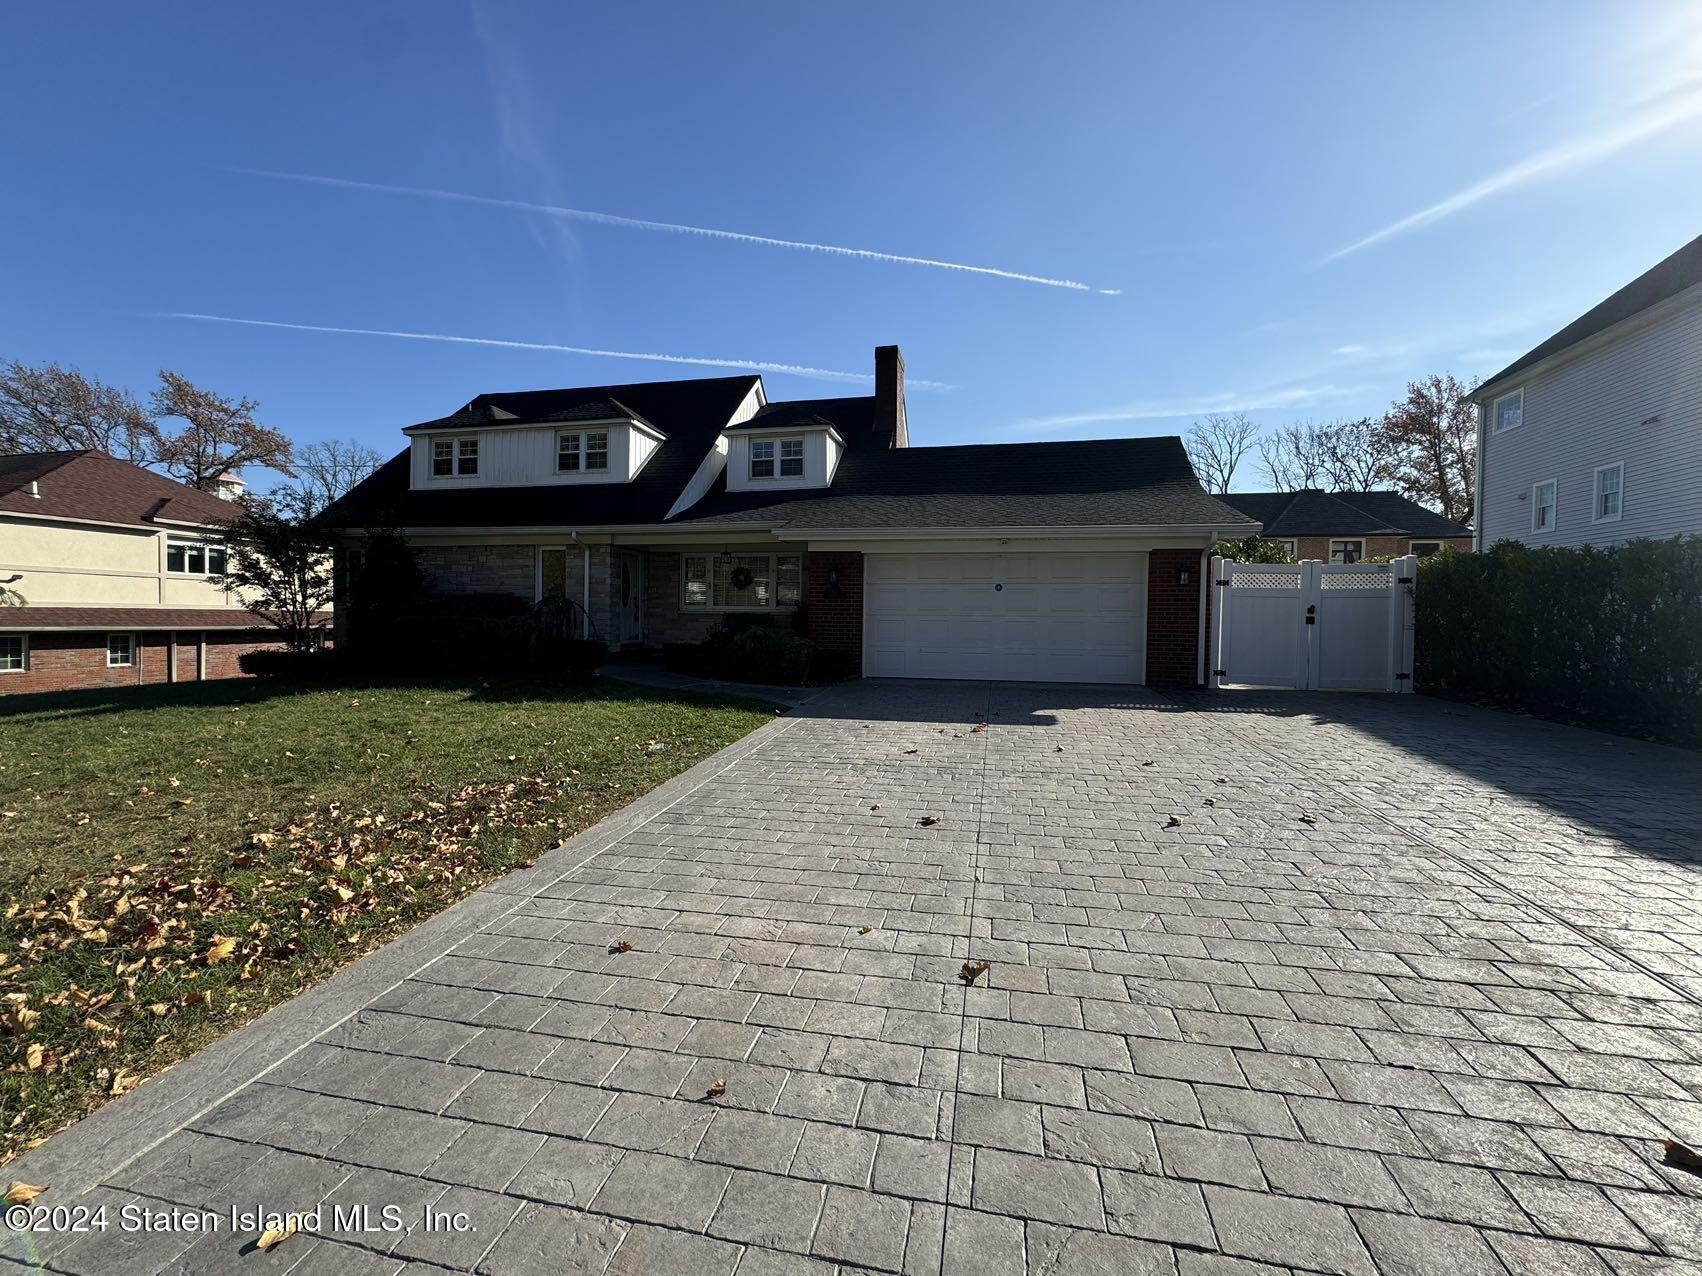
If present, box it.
[959,959,991,985]
[4,1181,45,1205]
[204,936,237,964]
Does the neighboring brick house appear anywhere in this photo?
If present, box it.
[0,451,294,695]
[322,346,1259,686]
[1216,490,1473,563]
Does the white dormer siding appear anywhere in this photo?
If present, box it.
[725,425,844,493]
[408,419,664,490]
[665,378,768,518]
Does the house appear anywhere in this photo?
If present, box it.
[1215,490,1473,562]
[1472,232,1702,549]
[321,346,1258,685]
[0,450,284,694]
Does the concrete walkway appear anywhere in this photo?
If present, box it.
[6,681,1701,1274]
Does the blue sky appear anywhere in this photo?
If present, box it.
[4,2,1701,490]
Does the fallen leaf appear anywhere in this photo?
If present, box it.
[918,816,939,827]
[1142,760,1155,767]
[254,1215,301,1251]
[971,723,987,733]
[1298,814,1318,825]
[869,804,881,811]
[706,1078,727,1098]
[612,939,634,954]
[1054,745,1065,753]
[1214,777,1228,784]
[1664,1138,1702,1172]
[204,936,237,964]
[24,1044,44,1070]
[109,1069,139,1096]
[959,959,991,985]
[858,926,873,935]
[903,749,918,755]
[1165,815,1184,828]
[4,1182,45,1205]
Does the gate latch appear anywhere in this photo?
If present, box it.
[1305,604,1316,625]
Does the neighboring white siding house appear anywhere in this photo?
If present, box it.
[1473,236,1702,550]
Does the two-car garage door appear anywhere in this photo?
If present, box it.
[863,552,1148,684]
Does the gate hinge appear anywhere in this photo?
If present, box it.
[1213,668,1227,677]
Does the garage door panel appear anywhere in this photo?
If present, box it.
[864,552,1148,684]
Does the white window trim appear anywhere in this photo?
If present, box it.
[429,436,480,479]
[556,430,611,474]
[1329,539,1365,564]
[107,633,135,668]
[0,634,26,674]
[165,533,228,576]
[1530,478,1557,534]
[1592,462,1624,524]
[748,437,803,481]
[1492,387,1523,435]
[680,552,803,611]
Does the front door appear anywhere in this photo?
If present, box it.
[615,553,644,644]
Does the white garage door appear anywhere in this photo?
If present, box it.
[864,552,1148,683]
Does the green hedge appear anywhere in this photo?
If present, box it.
[662,623,851,686]
[1416,538,1702,746]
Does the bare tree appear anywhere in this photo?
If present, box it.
[1258,422,1330,491]
[1379,374,1478,522]
[1185,412,1259,493]
[277,438,386,518]
[0,360,158,462]
[151,371,294,491]
[1318,417,1399,492]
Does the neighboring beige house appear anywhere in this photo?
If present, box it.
[0,450,283,694]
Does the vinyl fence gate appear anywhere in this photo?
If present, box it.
[1209,555,1417,692]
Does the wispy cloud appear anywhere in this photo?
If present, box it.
[153,312,955,389]
[1010,383,1363,433]
[1325,77,1702,261]
[238,169,1113,295]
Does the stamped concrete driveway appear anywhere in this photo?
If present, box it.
[7,681,1702,1275]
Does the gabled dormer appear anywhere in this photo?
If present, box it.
[723,411,846,492]
[404,397,666,490]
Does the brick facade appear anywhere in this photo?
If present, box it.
[804,552,864,676]
[0,630,286,697]
[416,545,537,599]
[1145,549,1206,687]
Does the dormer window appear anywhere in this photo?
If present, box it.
[432,437,479,477]
[750,437,804,480]
[558,431,611,473]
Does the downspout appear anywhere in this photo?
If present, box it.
[1473,401,1485,551]
[571,531,589,640]
[1195,546,1210,687]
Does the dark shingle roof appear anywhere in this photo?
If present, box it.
[1217,490,1471,539]
[1477,233,1702,397]
[0,450,236,529]
[678,434,1255,531]
[320,376,760,529]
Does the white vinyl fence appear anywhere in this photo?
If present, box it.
[1209,555,1416,693]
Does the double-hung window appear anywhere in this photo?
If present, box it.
[1531,479,1557,533]
[1492,388,1523,434]
[779,439,804,477]
[1329,539,1365,564]
[0,635,25,673]
[107,633,134,667]
[1593,463,1623,522]
[681,553,803,610]
[749,440,776,479]
[432,437,478,477]
[557,431,610,473]
[166,535,227,576]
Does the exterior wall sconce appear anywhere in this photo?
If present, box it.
[824,566,843,600]
[1177,566,1192,586]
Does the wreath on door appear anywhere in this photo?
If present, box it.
[729,564,755,590]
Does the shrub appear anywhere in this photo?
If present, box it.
[662,624,852,686]
[239,648,345,679]
[1213,534,1296,564]
[1416,537,1702,746]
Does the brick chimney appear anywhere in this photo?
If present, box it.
[874,345,908,448]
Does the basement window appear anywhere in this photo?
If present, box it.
[107,633,134,667]
[0,636,25,673]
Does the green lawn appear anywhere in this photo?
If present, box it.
[0,674,775,1164]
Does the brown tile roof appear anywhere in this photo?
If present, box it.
[0,451,237,530]
[0,607,326,632]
